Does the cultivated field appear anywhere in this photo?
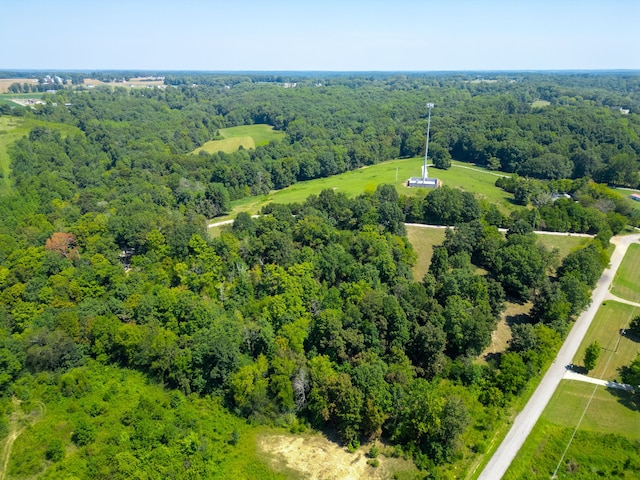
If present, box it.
[82,77,164,88]
[192,124,286,154]
[0,78,40,93]
[611,243,640,303]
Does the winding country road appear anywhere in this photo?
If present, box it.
[477,233,640,480]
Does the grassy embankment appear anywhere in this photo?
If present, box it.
[503,244,640,479]
[192,124,286,155]
[2,364,287,479]
[0,115,81,194]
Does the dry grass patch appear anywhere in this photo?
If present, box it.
[478,302,532,364]
[0,79,39,93]
[405,225,447,281]
[257,433,418,480]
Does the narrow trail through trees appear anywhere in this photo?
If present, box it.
[0,398,45,480]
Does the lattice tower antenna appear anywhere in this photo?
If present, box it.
[423,103,434,180]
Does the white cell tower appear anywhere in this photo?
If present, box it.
[422,102,434,180]
[407,102,440,189]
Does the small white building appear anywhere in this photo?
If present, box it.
[407,177,441,188]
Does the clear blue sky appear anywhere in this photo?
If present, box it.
[1,0,638,71]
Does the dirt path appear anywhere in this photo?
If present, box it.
[604,293,640,308]
[0,398,44,480]
[563,370,635,392]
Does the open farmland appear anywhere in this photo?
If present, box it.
[0,78,40,93]
[193,124,286,154]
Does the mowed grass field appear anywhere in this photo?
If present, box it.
[504,381,640,479]
[572,301,640,380]
[535,234,591,263]
[0,115,82,194]
[611,243,640,303]
[208,159,515,231]
[192,124,286,154]
[405,225,447,281]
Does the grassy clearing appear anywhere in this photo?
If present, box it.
[535,234,590,263]
[611,243,640,303]
[193,124,286,154]
[572,301,640,380]
[541,381,640,439]
[477,302,533,364]
[0,116,82,194]
[504,381,640,479]
[405,225,446,281]
[531,100,551,108]
[208,159,515,232]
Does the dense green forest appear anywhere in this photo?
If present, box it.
[0,72,639,478]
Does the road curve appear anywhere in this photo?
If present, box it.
[477,233,640,480]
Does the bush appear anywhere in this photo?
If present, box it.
[72,418,96,446]
[45,439,65,462]
[583,341,601,372]
[368,444,380,458]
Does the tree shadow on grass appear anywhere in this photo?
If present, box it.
[620,329,640,344]
[505,311,532,327]
[606,386,639,412]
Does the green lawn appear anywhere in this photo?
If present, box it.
[535,234,591,264]
[572,301,640,380]
[611,243,640,303]
[531,100,551,108]
[0,115,82,194]
[504,381,640,479]
[208,159,516,231]
[192,124,286,154]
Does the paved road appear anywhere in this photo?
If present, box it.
[477,233,640,480]
[605,293,640,308]
[405,222,595,238]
